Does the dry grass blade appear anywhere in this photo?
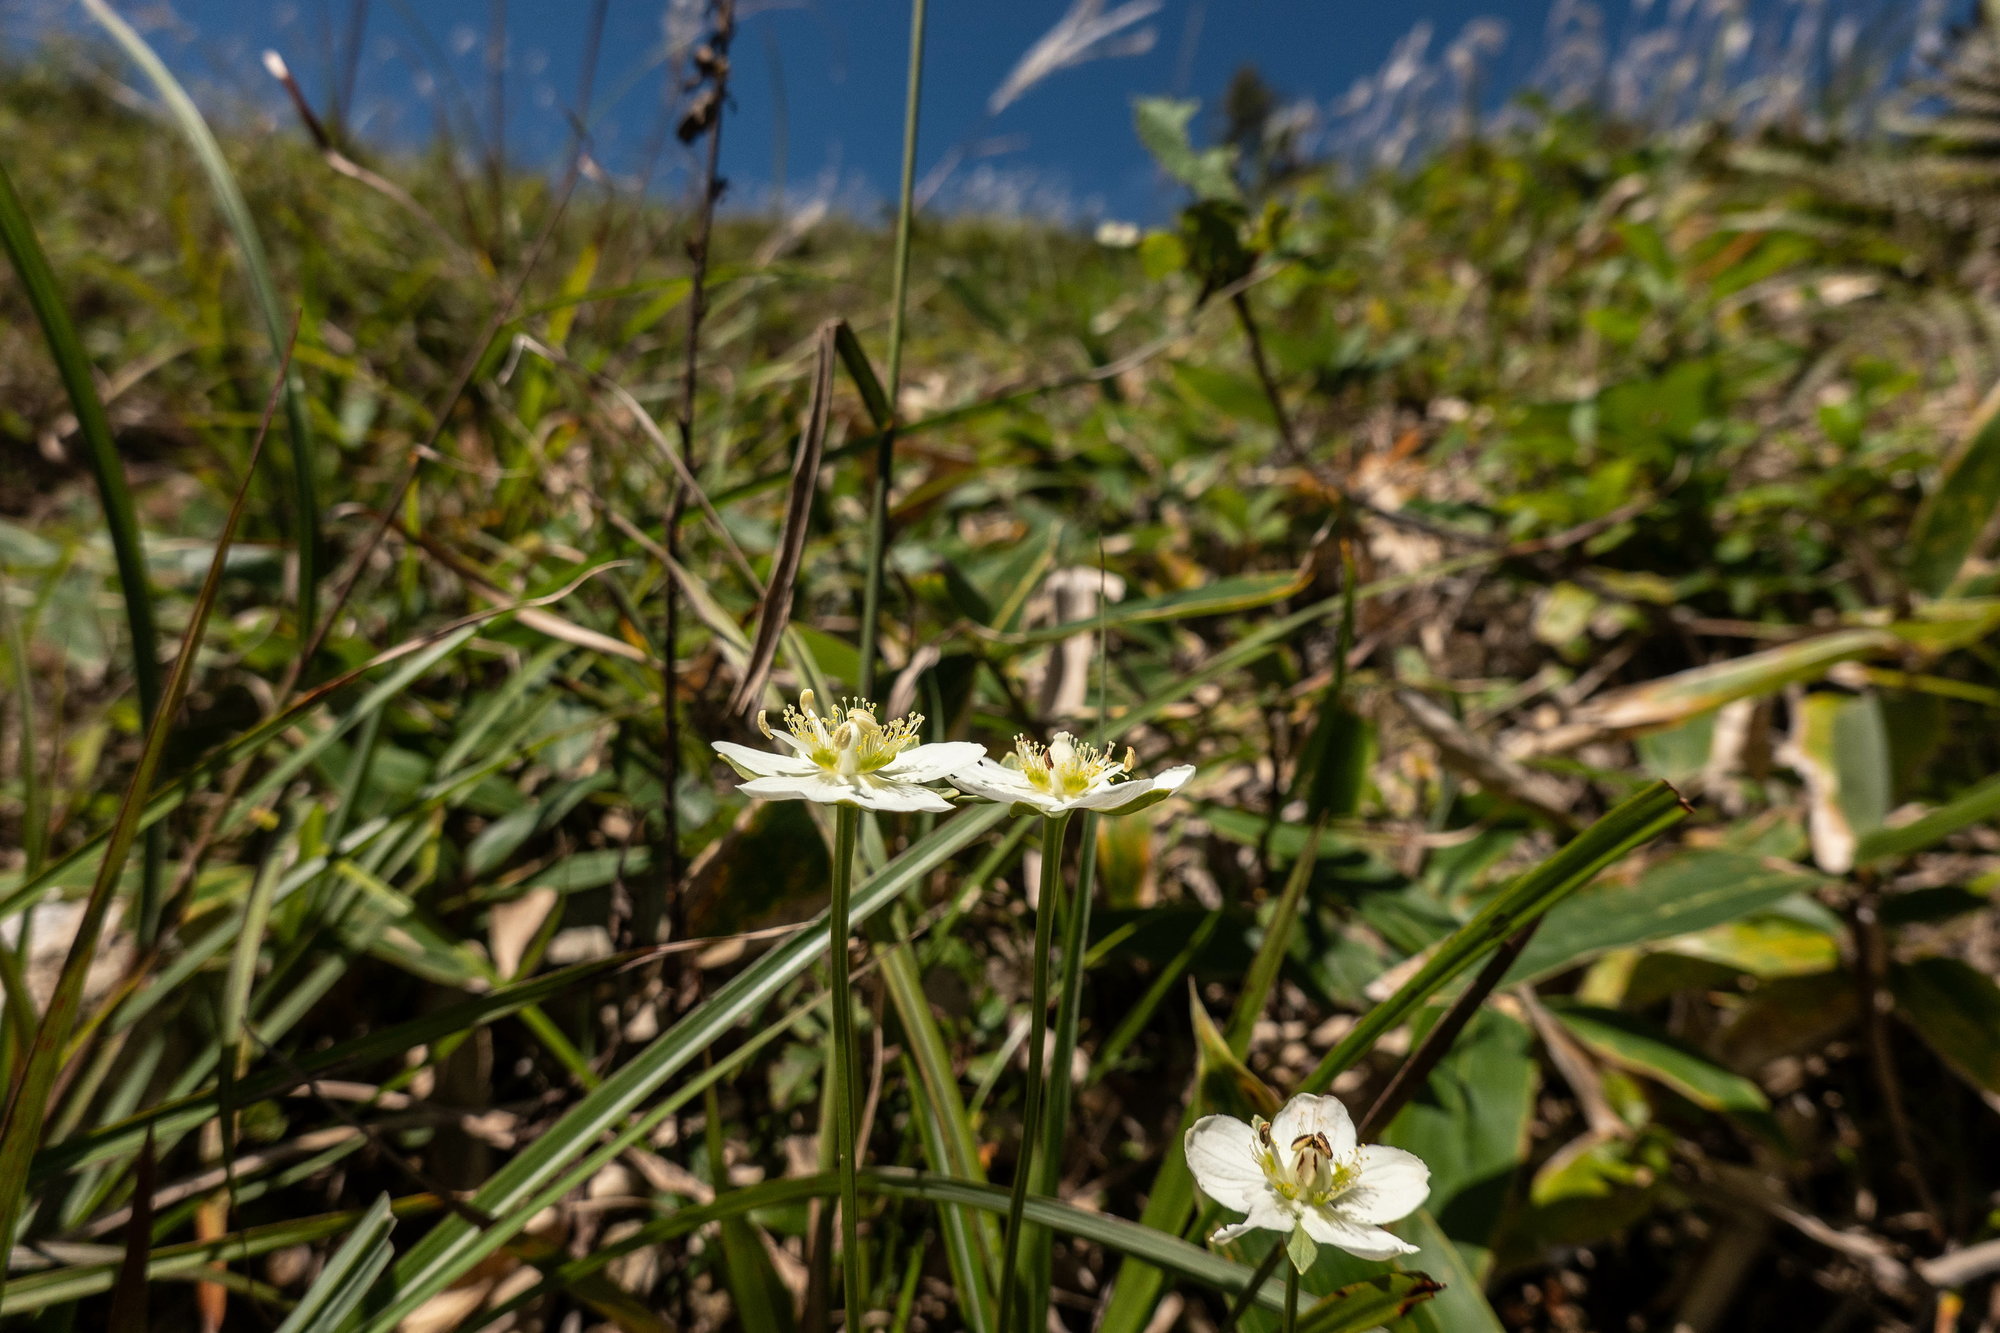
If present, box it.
[727,319,836,716]
[0,319,296,1295]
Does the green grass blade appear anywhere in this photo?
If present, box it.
[0,153,165,939]
[880,936,999,1333]
[271,1193,396,1333]
[856,0,929,699]
[80,0,321,636]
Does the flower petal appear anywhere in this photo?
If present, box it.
[1299,1207,1419,1260]
[1342,1145,1431,1225]
[849,778,957,813]
[884,741,988,783]
[737,773,833,802]
[1210,1195,1295,1245]
[1065,764,1195,814]
[1269,1092,1358,1159]
[713,741,817,780]
[1184,1115,1269,1213]
[950,762,1061,813]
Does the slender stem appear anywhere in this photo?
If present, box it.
[857,0,927,700]
[830,804,866,1329]
[1220,1246,1287,1332]
[996,812,1070,1332]
[1283,1263,1299,1333]
[1357,919,1541,1139]
[663,0,735,929]
[1030,811,1098,1328]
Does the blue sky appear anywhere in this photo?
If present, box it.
[51,0,1937,221]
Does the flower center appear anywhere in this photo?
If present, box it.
[759,689,923,777]
[1005,732,1134,798]
[1254,1118,1358,1206]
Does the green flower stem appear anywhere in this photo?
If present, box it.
[996,811,1072,1332]
[1283,1262,1300,1333]
[1030,811,1098,1329]
[830,804,866,1330]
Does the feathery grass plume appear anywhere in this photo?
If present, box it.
[987,0,1161,115]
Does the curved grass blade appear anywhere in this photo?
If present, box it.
[0,156,160,730]
[271,1193,396,1333]
[80,0,321,635]
[0,154,166,938]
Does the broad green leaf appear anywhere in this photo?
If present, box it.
[1391,1209,1503,1333]
[1544,1002,1774,1128]
[1382,1009,1538,1281]
[1292,705,1373,823]
[1908,385,2000,595]
[1785,692,1889,873]
[1298,1272,1447,1332]
[1505,851,1823,985]
[1857,770,2000,865]
[1524,1127,1676,1248]
[33,951,632,1182]
[1574,629,1898,733]
[1132,97,1241,202]
[1660,913,1840,978]
[1891,957,2000,1094]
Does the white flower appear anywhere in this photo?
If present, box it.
[1186,1093,1429,1269]
[948,732,1193,817]
[1095,220,1142,248]
[712,690,985,813]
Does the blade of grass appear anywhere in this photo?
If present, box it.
[879,932,999,1333]
[0,329,291,1297]
[0,153,165,942]
[80,0,320,637]
[271,1192,396,1333]
[856,0,928,700]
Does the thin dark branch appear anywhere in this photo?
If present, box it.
[661,0,736,935]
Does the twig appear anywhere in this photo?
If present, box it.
[663,0,736,928]
[1358,921,1541,1138]
[1849,886,1948,1242]
[1230,289,1306,468]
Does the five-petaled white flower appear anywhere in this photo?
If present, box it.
[1186,1093,1429,1269]
[712,690,985,813]
[949,732,1193,817]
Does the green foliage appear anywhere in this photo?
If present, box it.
[5,22,2000,1332]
